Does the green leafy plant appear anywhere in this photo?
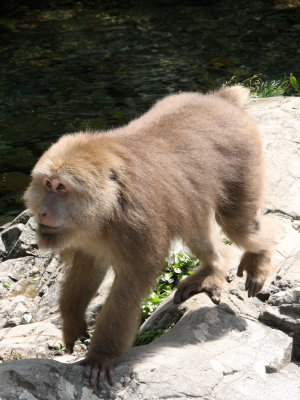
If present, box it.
[3,282,11,289]
[58,342,66,354]
[134,329,167,346]
[224,74,300,97]
[290,74,300,95]
[134,252,198,346]
[140,252,198,324]
[245,75,290,97]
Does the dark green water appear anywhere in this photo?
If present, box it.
[0,0,299,224]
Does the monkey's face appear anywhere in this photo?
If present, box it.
[24,133,126,250]
[24,172,118,249]
[24,174,81,249]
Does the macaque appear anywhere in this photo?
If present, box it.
[24,86,276,388]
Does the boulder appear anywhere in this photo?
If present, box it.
[246,97,300,217]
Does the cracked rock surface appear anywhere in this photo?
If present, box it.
[246,97,300,218]
[0,97,299,399]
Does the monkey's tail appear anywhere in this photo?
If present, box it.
[215,85,250,108]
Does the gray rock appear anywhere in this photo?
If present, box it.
[116,298,294,400]
[1,223,24,254]
[0,255,50,301]
[0,222,11,233]
[0,248,114,359]
[267,287,300,306]
[0,321,62,358]
[0,296,36,330]
[0,295,295,400]
[260,304,300,334]
[246,97,300,217]
[8,217,39,259]
[0,236,6,260]
[0,359,84,400]
[21,313,33,325]
[8,210,32,227]
[0,215,40,260]
[273,217,300,276]
[259,280,300,359]
[210,362,300,400]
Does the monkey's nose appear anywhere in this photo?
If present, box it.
[38,210,60,228]
[38,211,48,224]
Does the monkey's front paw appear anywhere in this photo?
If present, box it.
[62,318,89,353]
[66,342,74,354]
[81,359,114,389]
[174,279,221,305]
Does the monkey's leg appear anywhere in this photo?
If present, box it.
[219,213,277,297]
[174,224,229,305]
[84,271,155,388]
[59,251,108,353]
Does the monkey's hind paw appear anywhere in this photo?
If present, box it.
[245,271,265,298]
[174,281,221,305]
[82,359,114,389]
[237,251,271,297]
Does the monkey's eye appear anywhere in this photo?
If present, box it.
[45,179,52,189]
[42,178,67,193]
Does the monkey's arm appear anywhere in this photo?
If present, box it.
[84,268,155,389]
[59,251,108,353]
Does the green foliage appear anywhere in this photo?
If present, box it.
[58,342,66,353]
[3,282,11,289]
[290,74,300,95]
[134,252,198,347]
[140,252,198,324]
[245,75,290,97]
[224,74,300,97]
[134,329,167,346]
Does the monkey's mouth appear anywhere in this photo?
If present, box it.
[37,224,63,249]
[38,224,61,234]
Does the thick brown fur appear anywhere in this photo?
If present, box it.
[24,86,276,388]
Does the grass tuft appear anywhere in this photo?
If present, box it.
[244,75,290,97]
[134,329,167,346]
[223,73,300,97]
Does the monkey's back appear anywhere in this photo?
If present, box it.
[117,90,264,205]
[105,89,265,242]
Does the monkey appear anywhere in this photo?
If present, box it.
[24,85,277,389]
